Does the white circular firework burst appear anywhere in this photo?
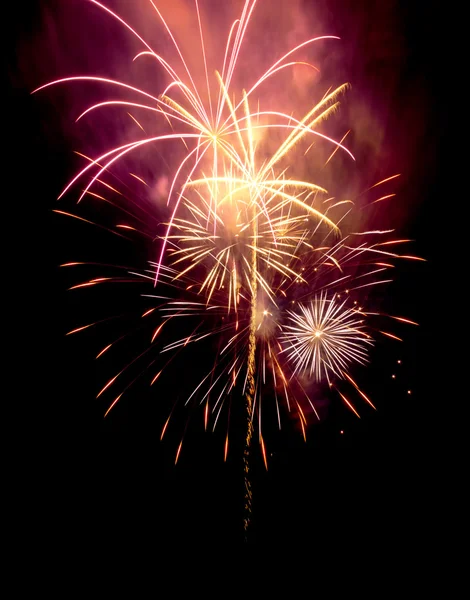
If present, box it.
[281,292,373,382]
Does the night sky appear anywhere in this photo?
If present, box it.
[8,0,446,554]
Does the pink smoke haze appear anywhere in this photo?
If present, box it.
[16,0,436,235]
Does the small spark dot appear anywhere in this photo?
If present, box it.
[397,359,402,364]
[407,390,412,395]
[392,374,396,379]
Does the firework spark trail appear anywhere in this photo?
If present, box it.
[243,196,258,535]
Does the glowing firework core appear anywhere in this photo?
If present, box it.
[281,293,373,382]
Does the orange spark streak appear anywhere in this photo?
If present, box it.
[378,331,403,341]
[399,255,426,261]
[376,239,412,246]
[370,194,395,204]
[391,316,419,325]
[104,394,122,418]
[96,344,112,359]
[53,210,128,239]
[161,416,171,440]
[260,435,268,471]
[324,130,350,165]
[336,390,361,418]
[129,173,148,186]
[68,282,97,290]
[97,374,119,398]
[296,400,307,425]
[175,441,183,464]
[151,323,165,343]
[360,174,401,196]
[66,323,95,335]
[343,373,376,409]
[127,112,145,131]
[151,370,162,385]
[204,400,209,431]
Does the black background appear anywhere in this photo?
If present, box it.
[8,0,447,557]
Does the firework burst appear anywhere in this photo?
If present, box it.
[280,292,372,382]
[34,0,424,539]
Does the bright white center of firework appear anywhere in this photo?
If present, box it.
[263,310,268,316]
[282,294,372,381]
